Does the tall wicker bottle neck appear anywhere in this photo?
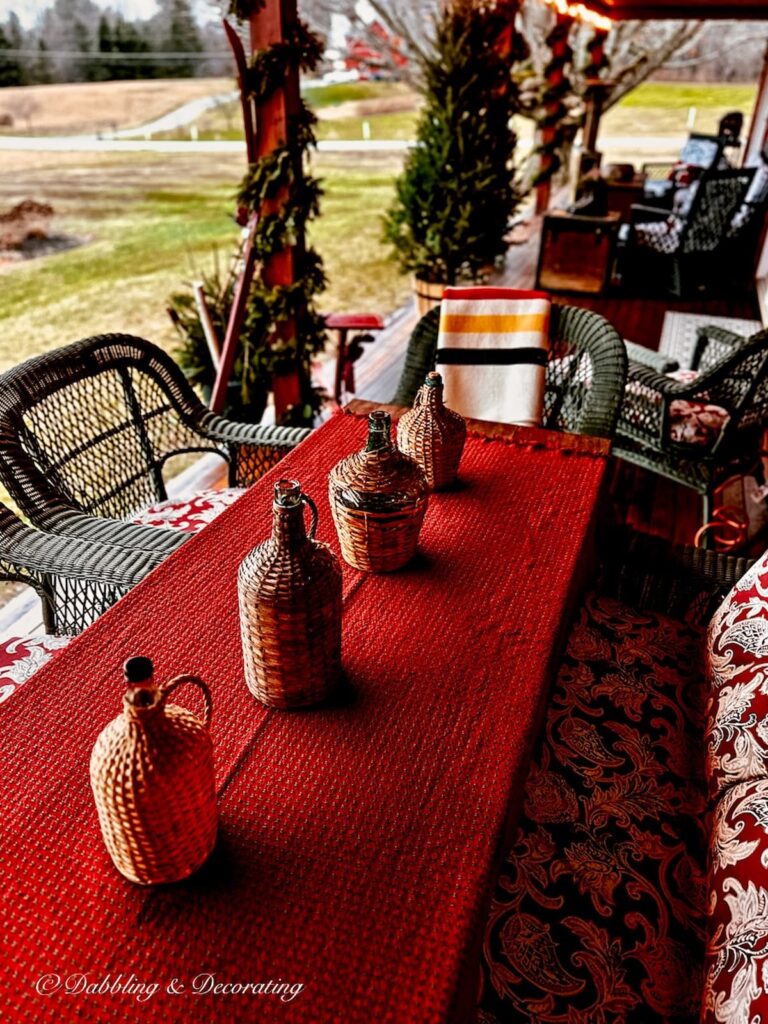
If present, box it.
[365,410,393,452]
[271,479,309,549]
[418,372,445,410]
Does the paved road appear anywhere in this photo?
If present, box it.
[0,134,685,155]
[110,91,239,138]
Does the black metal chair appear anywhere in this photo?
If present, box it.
[622,167,755,296]
[392,304,628,440]
[614,324,768,522]
[0,334,308,557]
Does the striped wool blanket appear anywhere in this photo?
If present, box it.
[436,287,551,427]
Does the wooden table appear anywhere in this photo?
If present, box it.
[1,410,608,1024]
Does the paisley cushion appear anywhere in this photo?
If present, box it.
[624,368,729,447]
[0,634,71,707]
[130,488,245,534]
[706,551,768,798]
[702,777,768,1024]
[479,594,708,1024]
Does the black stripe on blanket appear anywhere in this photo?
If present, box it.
[436,347,548,367]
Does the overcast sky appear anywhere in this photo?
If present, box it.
[0,0,221,28]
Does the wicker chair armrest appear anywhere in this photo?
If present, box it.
[198,416,309,451]
[41,509,188,555]
[624,341,678,374]
[630,204,674,223]
[0,520,165,589]
[627,362,703,397]
[196,418,310,488]
[692,325,745,372]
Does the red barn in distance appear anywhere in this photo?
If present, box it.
[344,20,409,77]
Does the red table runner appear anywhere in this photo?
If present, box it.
[1,411,607,1023]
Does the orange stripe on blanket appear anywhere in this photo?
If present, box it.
[439,313,549,335]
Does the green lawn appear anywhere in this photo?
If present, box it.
[302,80,412,108]
[165,80,757,146]
[0,151,406,373]
[316,110,419,142]
[617,82,756,109]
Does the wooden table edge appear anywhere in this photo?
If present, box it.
[343,398,612,457]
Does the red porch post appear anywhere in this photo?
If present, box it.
[211,0,302,420]
[535,12,573,214]
[250,0,302,417]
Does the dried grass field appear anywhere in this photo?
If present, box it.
[0,149,408,372]
[0,77,233,135]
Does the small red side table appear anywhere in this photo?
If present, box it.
[326,313,384,404]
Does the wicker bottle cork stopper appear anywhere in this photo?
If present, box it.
[397,372,467,490]
[328,410,429,573]
[89,658,217,886]
[238,479,342,709]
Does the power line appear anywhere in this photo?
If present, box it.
[2,49,228,58]
[1,50,230,61]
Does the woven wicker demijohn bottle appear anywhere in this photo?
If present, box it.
[238,479,342,709]
[397,372,467,490]
[89,657,217,886]
[329,410,429,572]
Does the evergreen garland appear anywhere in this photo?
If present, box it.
[581,29,610,106]
[383,0,523,286]
[171,11,327,426]
[531,16,574,187]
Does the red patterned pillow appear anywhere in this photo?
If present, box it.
[702,777,768,1024]
[0,634,71,707]
[131,487,245,534]
[625,369,729,447]
[706,551,768,798]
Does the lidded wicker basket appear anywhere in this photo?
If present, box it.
[329,410,429,573]
[397,372,467,490]
[90,657,217,886]
[238,479,342,709]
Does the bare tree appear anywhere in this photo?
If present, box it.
[589,19,704,110]
[315,0,703,109]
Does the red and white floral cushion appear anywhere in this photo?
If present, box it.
[0,633,71,707]
[702,777,768,1024]
[706,550,768,798]
[625,368,730,447]
[130,487,245,534]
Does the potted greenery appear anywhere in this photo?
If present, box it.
[384,0,523,315]
[169,254,268,424]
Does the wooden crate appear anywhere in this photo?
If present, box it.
[536,211,620,295]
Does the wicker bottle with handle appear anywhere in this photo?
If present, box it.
[238,479,342,709]
[329,410,429,572]
[397,372,467,490]
[90,657,217,886]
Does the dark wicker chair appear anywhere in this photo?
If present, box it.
[0,501,164,635]
[622,167,754,296]
[0,334,309,555]
[614,324,768,522]
[392,304,628,440]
